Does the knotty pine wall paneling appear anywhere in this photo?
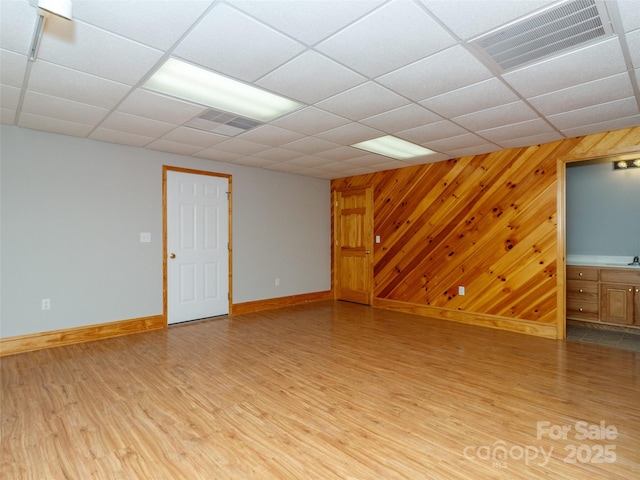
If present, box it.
[332,127,640,339]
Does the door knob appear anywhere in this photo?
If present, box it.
[169,253,176,259]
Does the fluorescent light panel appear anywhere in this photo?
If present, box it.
[144,58,303,122]
[352,135,436,160]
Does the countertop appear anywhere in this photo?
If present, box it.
[567,255,640,269]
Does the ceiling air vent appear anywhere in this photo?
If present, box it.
[185,108,263,136]
[470,0,614,71]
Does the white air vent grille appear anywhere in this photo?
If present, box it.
[185,108,263,136]
[471,0,613,71]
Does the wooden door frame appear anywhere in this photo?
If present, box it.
[163,166,233,324]
[332,185,374,305]
[556,145,640,339]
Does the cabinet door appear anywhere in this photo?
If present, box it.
[600,283,634,325]
[635,286,640,326]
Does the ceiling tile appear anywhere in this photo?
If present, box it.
[496,132,564,149]
[378,45,493,101]
[425,133,497,153]
[145,139,204,156]
[420,78,520,118]
[343,153,402,167]
[257,51,366,104]
[0,49,28,87]
[360,103,443,132]
[314,123,384,145]
[235,125,305,146]
[478,118,556,143]
[547,97,640,130]
[232,156,280,168]
[271,107,350,135]
[400,152,449,165]
[251,148,304,162]
[22,91,108,126]
[116,89,206,124]
[72,0,212,50]
[160,126,228,148]
[442,144,502,158]
[397,120,469,144]
[452,101,540,131]
[37,15,163,85]
[284,156,336,168]
[502,38,628,98]
[281,137,342,154]
[232,0,384,45]
[617,0,640,32]
[264,162,308,174]
[314,146,370,161]
[28,61,130,109]
[211,138,272,155]
[100,112,176,137]
[527,73,635,116]
[19,113,93,137]
[1,84,21,112]
[173,3,305,82]
[316,82,410,121]
[420,0,556,39]
[194,149,243,162]
[0,0,37,55]
[89,127,154,147]
[317,0,456,77]
[560,115,640,138]
[627,29,640,69]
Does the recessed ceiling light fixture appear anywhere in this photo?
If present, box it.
[352,136,436,160]
[144,58,303,122]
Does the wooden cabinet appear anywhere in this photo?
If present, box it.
[567,266,640,327]
[600,268,640,326]
[566,266,599,322]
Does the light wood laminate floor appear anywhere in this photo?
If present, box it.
[2,301,639,479]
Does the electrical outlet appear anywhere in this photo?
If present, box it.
[458,286,465,296]
[42,298,51,310]
[140,232,151,243]
[275,278,280,286]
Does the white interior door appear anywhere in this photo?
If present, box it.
[167,170,229,324]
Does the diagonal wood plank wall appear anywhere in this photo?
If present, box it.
[332,127,640,337]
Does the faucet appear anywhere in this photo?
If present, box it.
[629,256,640,266]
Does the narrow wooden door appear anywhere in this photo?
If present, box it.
[600,283,634,325]
[166,169,230,324]
[334,187,374,305]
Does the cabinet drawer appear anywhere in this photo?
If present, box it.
[566,298,599,321]
[566,266,599,281]
[600,268,640,284]
[566,280,598,301]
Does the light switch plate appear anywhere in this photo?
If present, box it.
[140,232,151,243]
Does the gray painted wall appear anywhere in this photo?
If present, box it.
[0,126,330,337]
[566,160,640,256]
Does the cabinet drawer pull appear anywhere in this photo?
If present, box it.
[636,288,639,293]
[579,272,583,276]
[579,288,583,293]
[579,307,583,312]
[630,288,633,292]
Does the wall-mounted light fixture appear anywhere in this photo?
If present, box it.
[613,158,640,170]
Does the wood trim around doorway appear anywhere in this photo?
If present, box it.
[556,145,640,340]
[162,166,233,321]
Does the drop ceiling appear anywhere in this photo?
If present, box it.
[1,0,639,179]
